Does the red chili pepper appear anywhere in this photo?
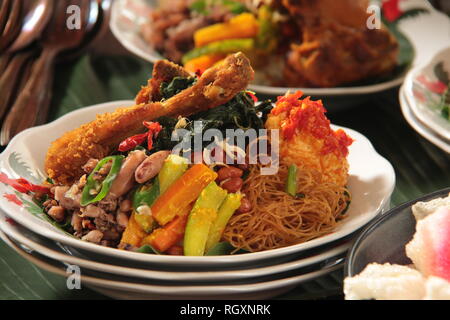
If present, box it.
[143,121,162,151]
[118,133,148,152]
[143,121,162,133]
[0,173,51,195]
[246,91,258,103]
[118,122,163,152]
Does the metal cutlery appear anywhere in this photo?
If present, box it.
[0,0,95,145]
[0,48,37,122]
[8,0,53,53]
[0,0,12,36]
[0,0,22,53]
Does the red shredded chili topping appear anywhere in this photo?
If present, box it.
[143,121,162,150]
[271,91,353,157]
[246,91,259,103]
[118,133,148,152]
[118,121,162,152]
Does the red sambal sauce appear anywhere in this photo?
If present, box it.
[271,91,354,157]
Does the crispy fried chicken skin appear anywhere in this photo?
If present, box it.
[280,0,399,88]
[135,59,191,104]
[45,52,254,185]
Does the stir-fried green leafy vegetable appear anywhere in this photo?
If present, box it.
[152,77,273,153]
[160,77,197,100]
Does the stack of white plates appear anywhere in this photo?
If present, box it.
[400,47,450,154]
[0,101,396,300]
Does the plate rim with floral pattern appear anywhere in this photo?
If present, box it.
[399,85,450,153]
[0,207,350,282]
[0,228,342,299]
[403,46,450,141]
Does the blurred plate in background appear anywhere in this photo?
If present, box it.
[110,0,450,110]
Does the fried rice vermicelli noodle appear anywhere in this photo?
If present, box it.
[223,164,350,252]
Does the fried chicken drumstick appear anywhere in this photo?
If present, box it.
[45,52,254,184]
[280,0,399,88]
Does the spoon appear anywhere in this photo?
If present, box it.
[0,0,53,125]
[0,0,92,145]
[0,48,36,123]
[8,0,53,53]
[0,0,22,53]
[60,0,101,61]
[0,0,12,36]
[0,51,11,74]
[38,0,101,125]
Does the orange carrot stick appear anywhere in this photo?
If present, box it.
[119,212,147,248]
[184,54,226,74]
[151,164,217,226]
[143,204,192,252]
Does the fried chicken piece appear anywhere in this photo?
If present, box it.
[281,0,370,29]
[135,59,192,104]
[280,0,399,88]
[45,52,254,185]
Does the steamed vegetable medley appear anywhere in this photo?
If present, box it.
[37,76,271,256]
[143,0,279,75]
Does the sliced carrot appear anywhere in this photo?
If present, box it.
[143,204,192,252]
[184,54,226,74]
[194,13,259,48]
[119,212,147,248]
[151,164,218,226]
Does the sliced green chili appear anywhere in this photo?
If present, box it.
[286,164,298,197]
[132,179,160,209]
[132,179,161,232]
[80,155,124,206]
[181,38,255,64]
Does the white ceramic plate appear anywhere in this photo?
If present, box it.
[0,209,349,283]
[0,100,395,267]
[110,0,450,99]
[0,230,342,300]
[399,85,450,153]
[403,47,450,141]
